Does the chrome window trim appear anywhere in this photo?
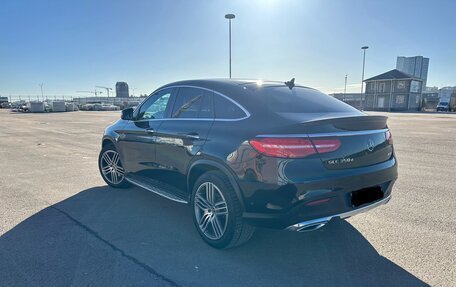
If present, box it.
[134,85,250,122]
[256,128,389,138]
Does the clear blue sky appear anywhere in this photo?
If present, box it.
[1,0,455,97]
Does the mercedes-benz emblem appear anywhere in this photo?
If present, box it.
[367,139,375,152]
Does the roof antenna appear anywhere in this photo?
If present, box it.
[285,78,295,89]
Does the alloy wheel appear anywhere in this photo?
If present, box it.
[194,182,229,240]
[100,150,125,185]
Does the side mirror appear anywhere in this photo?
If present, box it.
[121,107,134,120]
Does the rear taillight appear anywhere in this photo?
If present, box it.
[311,139,341,153]
[249,138,316,158]
[385,130,393,145]
[249,137,340,158]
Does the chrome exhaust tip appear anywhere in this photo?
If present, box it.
[286,217,332,232]
[296,221,328,232]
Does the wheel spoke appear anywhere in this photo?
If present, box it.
[214,201,227,215]
[206,183,215,204]
[211,216,223,238]
[199,213,211,232]
[112,170,118,183]
[195,193,210,210]
[112,152,120,165]
[102,165,112,174]
[115,171,123,181]
[214,209,227,215]
[116,165,125,175]
[102,153,113,165]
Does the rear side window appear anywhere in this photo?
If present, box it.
[263,87,359,113]
[172,87,213,119]
[198,91,214,118]
[214,95,246,119]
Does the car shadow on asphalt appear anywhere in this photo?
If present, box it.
[0,186,429,287]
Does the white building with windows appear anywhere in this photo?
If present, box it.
[363,69,423,111]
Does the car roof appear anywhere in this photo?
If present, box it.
[155,79,323,119]
[158,78,315,108]
[160,78,312,90]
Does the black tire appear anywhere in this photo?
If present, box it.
[191,171,255,249]
[98,143,130,188]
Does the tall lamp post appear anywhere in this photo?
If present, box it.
[344,74,348,97]
[39,83,44,101]
[360,46,369,109]
[225,13,235,78]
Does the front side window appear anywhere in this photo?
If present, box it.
[137,88,172,120]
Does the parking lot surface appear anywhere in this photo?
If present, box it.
[0,110,455,286]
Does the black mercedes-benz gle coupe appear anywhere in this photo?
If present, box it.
[98,79,398,249]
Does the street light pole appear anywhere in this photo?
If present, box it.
[344,74,348,95]
[39,83,44,100]
[361,46,369,109]
[225,14,235,78]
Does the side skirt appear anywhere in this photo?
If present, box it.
[126,174,189,204]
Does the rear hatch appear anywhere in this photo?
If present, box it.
[250,85,393,169]
[304,116,393,170]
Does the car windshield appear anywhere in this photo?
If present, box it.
[439,102,448,105]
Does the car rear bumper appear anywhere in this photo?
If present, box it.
[243,179,395,229]
[240,158,397,229]
[285,194,391,232]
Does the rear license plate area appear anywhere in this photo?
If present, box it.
[351,186,383,207]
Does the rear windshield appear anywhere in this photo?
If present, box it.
[261,86,359,113]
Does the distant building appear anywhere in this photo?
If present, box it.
[421,87,456,110]
[331,93,364,110]
[116,82,129,98]
[396,56,429,88]
[73,96,145,105]
[73,96,146,109]
[425,86,438,93]
[438,86,456,102]
[421,90,439,110]
[364,69,423,111]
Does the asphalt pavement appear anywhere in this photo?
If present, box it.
[0,110,455,286]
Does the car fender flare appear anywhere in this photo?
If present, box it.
[102,135,117,149]
[188,159,245,210]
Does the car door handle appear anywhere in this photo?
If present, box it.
[146,128,155,134]
[185,132,200,140]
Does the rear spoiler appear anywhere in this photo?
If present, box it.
[301,115,388,131]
